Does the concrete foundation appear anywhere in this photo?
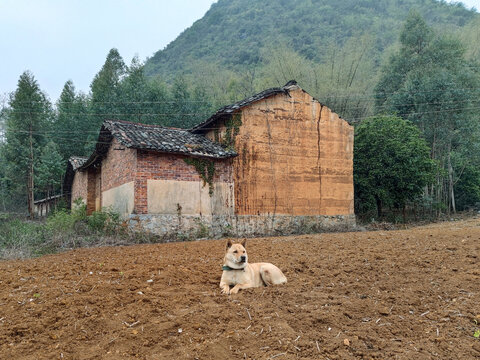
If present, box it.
[127,213,356,240]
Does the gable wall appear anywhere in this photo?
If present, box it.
[101,138,137,192]
[71,170,88,206]
[100,137,137,217]
[207,87,354,216]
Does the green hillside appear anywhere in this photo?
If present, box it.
[144,0,477,78]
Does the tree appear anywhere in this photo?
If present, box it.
[144,77,171,126]
[354,115,435,221]
[0,144,11,211]
[0,93,8,142]
[374,11,433,110]
[169,75,196,128]
[118,56,149,123]
[90,48,126,129]
[4,71,51,216]
[35,141,65,199]
[54,80,90,159]
[374,11,480,214]
[313,35,377,122]
[460,16,480,61]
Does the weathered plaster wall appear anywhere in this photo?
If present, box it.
[135,151,233,215]
[102,181,135,218]
[207,87,354,217]
[71,170,88,205]
[316,102,354,215]
[147,180,234,216]
[98,138,137,217]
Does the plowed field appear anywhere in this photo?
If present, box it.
[1,218,479,359]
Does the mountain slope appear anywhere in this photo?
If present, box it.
[144,0,477,79]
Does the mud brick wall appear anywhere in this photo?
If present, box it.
[207,87,354,216]
[101,137,137,192]
[71,170,88,204]
[134,151,233,214]
[86,167,101,215]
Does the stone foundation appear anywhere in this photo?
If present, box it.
[127,213,356,240]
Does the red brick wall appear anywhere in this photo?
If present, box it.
[71,170,88,203]
[134,150,233,214]
[102,138,137,192]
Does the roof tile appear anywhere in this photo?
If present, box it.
[103,119,236,159]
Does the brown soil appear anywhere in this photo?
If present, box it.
[1,218,479,360]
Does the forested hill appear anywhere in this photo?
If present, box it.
[144,0,477,78]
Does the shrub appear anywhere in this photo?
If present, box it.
[46,209,77,233]
[0,205,123,259]
[87,207,121,233]
[0,218,47,258]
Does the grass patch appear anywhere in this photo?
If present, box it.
[0,205,129,259]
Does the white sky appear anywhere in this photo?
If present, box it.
[0,0,217,102]
[0,0,478,102]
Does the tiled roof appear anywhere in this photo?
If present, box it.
[79,120,236,171]
[68,156,88,171]
[191,80,299,133]
[102,120,237,158]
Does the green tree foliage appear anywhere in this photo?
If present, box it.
[459,16,480,60]
[169,75,207,128]
[3,71,52,215]
[35,141,65,199]
[375,12,480,214]
[0,94,8,142]
[144,0,476,80]
[54,80,90,159]
[186,61,247,109]
[90,48,126,129]
[118,57,172,126]
[0,143,12,212]
[0,100,11,211]
[454,164,480,210]
[354,115,435,220]
[83,48,127,154]
[311,35,378,122]
[118,56,150,123]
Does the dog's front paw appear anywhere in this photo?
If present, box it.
[229,286,240,294]
[221,284,230,295]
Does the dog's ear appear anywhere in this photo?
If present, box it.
[241,238,247,248]
[226,239,233,250]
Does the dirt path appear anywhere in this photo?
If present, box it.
[0,218,479,359]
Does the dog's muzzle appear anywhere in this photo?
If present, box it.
[240,256,246,263]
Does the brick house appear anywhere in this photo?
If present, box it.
[67,81,355,236]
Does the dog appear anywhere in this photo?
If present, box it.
[220,239,287,295]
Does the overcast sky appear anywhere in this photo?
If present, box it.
[0,0,478,102]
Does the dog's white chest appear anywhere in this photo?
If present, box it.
[224,269,248,285]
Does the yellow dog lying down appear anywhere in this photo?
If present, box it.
[220,239,287,295]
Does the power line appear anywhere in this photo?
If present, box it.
[3,101,480,120]
[2,104,480,138]
[4,85,480,105]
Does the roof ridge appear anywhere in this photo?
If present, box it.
[190,80,300,133]
[104,119,186,131]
